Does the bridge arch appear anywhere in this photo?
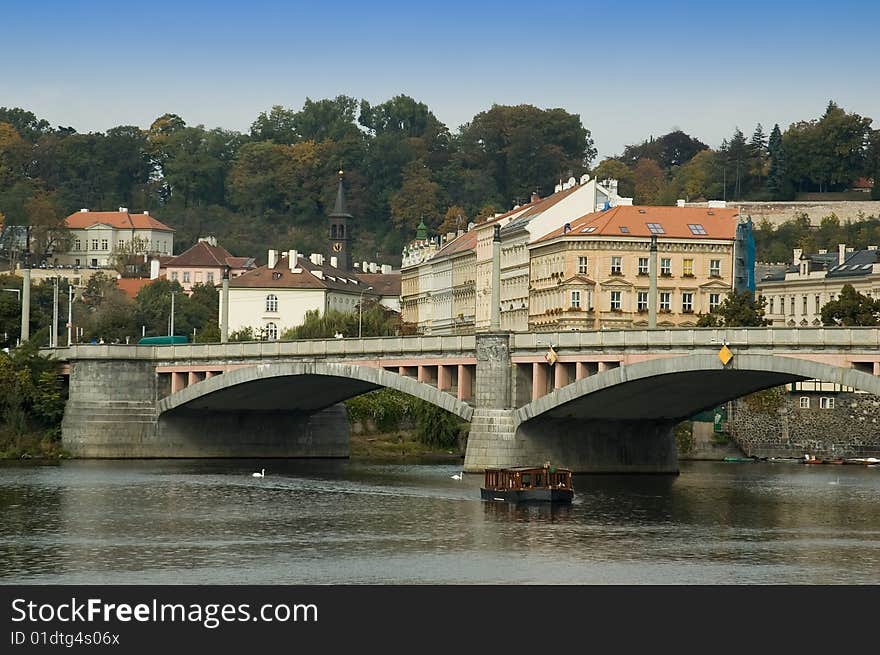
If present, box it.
[515,354,880,425]
[158,362,474,421]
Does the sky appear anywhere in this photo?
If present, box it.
[2,0,877,161]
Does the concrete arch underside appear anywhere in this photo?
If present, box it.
[158,362,474,421]
[516,354,880,425]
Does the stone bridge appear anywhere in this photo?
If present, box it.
[52,328,880,472]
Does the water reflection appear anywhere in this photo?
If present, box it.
[0,459,879,584]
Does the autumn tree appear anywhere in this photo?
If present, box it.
[389,160,440,230]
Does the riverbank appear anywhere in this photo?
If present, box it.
[0,431,66,459]
[350,429,463,463]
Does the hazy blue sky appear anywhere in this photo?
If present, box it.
[2,0,877,160]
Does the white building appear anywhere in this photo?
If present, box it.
[223,249,399,339]
[57,208,174,268]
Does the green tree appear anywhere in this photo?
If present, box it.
[697,291,769,327]
[820,284,880,326]
[766,123,789,199]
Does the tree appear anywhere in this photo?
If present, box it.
[592,158,634,198]
[697,291,769,327]
[619,130,708,170]
[820,284,880,326]
[632,159,665,204]
[250,105,298,144]
[766,123,788,199]
[389,160,440,230]
[437,205,468,235]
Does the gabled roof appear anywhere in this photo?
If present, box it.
[536,205,739,243]
[164,240,255,270]
[65,210,174,232]
[116,277,157,299]
[827,249,880,278]
[503,185,581,233]
[229,255,386,295]
[358,272,401,297]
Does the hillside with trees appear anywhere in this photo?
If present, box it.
[0,99,877,268]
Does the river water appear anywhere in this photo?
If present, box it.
[1,459,879,584]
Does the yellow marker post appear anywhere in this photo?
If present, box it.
[718,344,734,366]
[545,346,558,366]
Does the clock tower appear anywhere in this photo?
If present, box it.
[328,170,353,271]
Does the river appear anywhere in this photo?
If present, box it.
[1,459,879,584]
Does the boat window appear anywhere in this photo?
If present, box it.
[521,473,531,487]
[534,474,543,487]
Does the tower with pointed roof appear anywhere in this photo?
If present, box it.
[329,170,353,270]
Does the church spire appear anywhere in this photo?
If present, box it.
[328,170,353,270]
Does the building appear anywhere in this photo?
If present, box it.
[223,250,397,339]
[759,243,880,327]
[57,208,174,269]
[528,205,741,330]
[162,237,255,294]
[401,175,627,334]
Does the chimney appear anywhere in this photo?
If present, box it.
[869,245,878,251]
[818,249,828,254]
[118,207,128,213]
[268,249,277,268]
[289,250,299,271]
[531,192,541,203]
[676,199,686,207]
[143,210,150,216]
[446,232,455,242]
[381,264,392,274]
[838,243,846,264]
[330,256,338,268]
[149,258,160,280]
[369,262,378,273]
[793,248,803,266]
[309,253,320,265]
[362,261,368,272]
[79,208,89,212]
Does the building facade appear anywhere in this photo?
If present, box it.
[162,237,255,294]
[58,208,174,268]
[528,205,740,330]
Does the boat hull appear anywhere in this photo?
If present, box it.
[480,488,574,503]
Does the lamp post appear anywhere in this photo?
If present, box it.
[169,290,176,337]
[358,286,374,338]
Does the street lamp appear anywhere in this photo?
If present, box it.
[358,286,374,338]
[169,290,177,336]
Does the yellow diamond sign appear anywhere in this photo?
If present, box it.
[718,344,733,366]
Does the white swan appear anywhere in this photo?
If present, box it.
[252,468,265,478]
[451,471,463,480]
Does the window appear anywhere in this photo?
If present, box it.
[802,296,807,315]
[207,272,214,284]
[74,258,80,267]
[790,296,795,316]
[118,239,125,249]
[577,256,588,275]
[682,258,694,277]
[709,293,721,310]
[581,226,596,233]
[799,397,810,409]
[171,272,178,281]
[660,292,671,311]
[611,256,622,274]
[661,258,671,276]
[638,257,648,275]
[688,223,707,235]
[682,292,693,313]
[265,322,278,340]
[709,259,721,277]
[92,239,99,250]
[101,239,108,251]
[74,239,81,251]
[619,226,630,234]
[637,291,648,311]
[610,291,622,311]
[90,258,98,267]
[570,290,581,309]
[646,222,665,234]
[769,297,774,314]
[815,295,820,314]
[182,272,190,283]
[266,294,278,312]
[820,397,835,410]
[195,272,202,283]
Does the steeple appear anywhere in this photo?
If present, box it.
[416,218,428,241]
[328,170,353,270]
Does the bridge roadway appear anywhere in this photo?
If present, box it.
[52,328,880,472]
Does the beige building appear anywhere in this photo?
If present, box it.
[759,243,880,327]
[58,208,174,268]
[528,205,741,330]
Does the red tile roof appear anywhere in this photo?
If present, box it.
[65,210,174,232]
[536,205,739,243]
[229,255,392,295]
[115,277,157,299]
[164,240,255,269]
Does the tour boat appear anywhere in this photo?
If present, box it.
[480,465,574,503]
